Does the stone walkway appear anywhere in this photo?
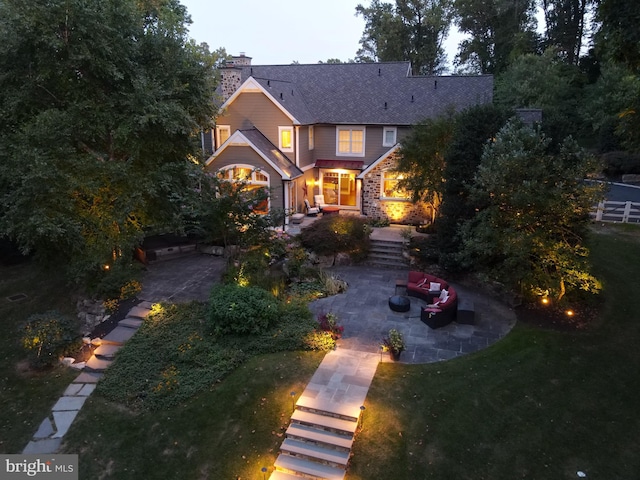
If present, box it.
[22,242,517,472]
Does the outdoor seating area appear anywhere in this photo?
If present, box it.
[406,271,459,329]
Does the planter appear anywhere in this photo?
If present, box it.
[390,350,402,361]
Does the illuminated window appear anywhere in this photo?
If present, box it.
[336,126,365,157]
[382,170,409,199]
[216,125,231,149]
[308,126,314,150]
[217,165,270,213]
[383,127,397,147]
[279,126,293,152]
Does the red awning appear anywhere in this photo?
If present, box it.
[314,159,364,170]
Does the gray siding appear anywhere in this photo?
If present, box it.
[219,93,294,151]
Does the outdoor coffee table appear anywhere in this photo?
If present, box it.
[322,206,340,215]
[388,295,410,312]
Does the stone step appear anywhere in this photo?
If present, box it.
[127,305,151,319]
[281,438,349,467]
[369,253,405,261]
[137,301,154,310]
[93,344,121,359]
[366,257,409,268]
[118,317,143,329]
[291,410,357,436]
[295,398,359,423]
[73,371,103,384]
[286,424,353,451]
[84,355,113,372]
[274,454,346,480]
[267,471,302,480]
[101,326,137,345]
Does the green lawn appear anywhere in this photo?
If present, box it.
[0,262,77,453]
[4,226,640,479]
[350,226,640,479]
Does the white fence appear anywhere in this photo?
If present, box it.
[591,201,640,224]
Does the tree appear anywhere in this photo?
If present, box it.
[192,169,284,252]
[596,0,640,72]
[356,0,455,74]
[494,49,585,144]
[437,104,511,270]
[460,120,603,301]
[541,0,591,65]
[0,0,218,281]
[453,0,539,74]
[394,113,456,221]
[581,61,640,152]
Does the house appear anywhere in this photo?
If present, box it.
[204,54,493,225]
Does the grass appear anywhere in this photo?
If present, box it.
[61,351,324,479]
[0,261,78,453]
[4,224,640,479]
[349,225,640,479]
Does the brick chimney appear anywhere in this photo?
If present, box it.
[220,53,252,101]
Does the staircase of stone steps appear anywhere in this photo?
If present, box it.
[270,404,360,480]
[367,238,409,268]
[84,302,151,372]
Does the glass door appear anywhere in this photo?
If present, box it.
[321,171,357,207]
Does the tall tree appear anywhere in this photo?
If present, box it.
[596,0,640,72]
[394,113,456,220]
[453,0,539,74]
[541,0,591,65]
[494,49,585,144]
[0,0,218,281]
[460,120,603,301]
[437,104,510,270]
[356,0,455,74]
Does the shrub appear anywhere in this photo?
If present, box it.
[21,311,81,367]
[88,261,143,301]
[208,284,280,335]
[601,151,640,177]
[299,215,371,261]
[317,312,344,340]
[303,331,337,351]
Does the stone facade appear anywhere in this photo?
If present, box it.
[220,54,252,101]
[361,154,432,225]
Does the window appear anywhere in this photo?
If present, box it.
[216,125,231,149]
[217,165,270,214]
[382,170,409,199]
[336,126,365,157]
[279,126,294,152]
[383,127,397,147]
[308,126,314,150]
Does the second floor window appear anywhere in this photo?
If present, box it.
[336,126,365,157]
[279,126,293,152]
[383,127,397,147]
[216,125,231,149]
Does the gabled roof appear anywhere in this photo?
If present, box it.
[229,62,493,125]
[206,129,303,180]
[358,145,401,178]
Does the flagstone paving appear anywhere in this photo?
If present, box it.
[22,240,517,476]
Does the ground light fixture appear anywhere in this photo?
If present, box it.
[261,466,267,479]
[359,405,366,429]
[290,391,296,412]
